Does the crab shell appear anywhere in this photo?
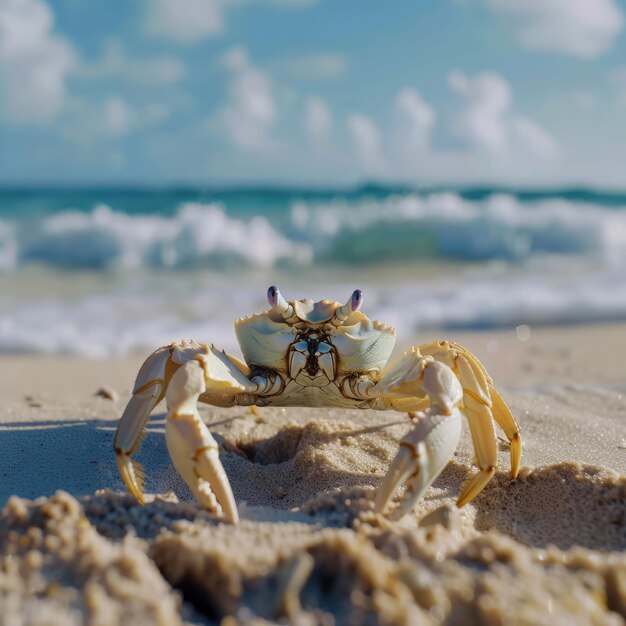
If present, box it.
[234,297,396,375]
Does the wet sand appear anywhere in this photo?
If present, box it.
[0,323,624,625]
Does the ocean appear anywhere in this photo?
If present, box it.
[1,185,625,356]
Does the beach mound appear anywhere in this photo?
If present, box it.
[0,411,624,626]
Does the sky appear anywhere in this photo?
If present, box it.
[1,0,626,187]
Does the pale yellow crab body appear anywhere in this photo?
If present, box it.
[233,297,396,408]
[113,287,522,525]
[260,378,360,408]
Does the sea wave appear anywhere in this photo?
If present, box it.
[289,192,626,265]
[0,203,309,272]
[0,193,625,271]
[1,190,625,354]
[1,267,625,356]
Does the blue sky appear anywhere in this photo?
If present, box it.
[1,0,626,186]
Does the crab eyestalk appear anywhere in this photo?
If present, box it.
[267,285,295,320]
[332,289,363,326]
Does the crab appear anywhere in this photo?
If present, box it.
[114,287,521,524]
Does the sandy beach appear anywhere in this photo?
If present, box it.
[0,322,624,625]
[5,0,626,622]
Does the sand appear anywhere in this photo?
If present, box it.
[0,323,624,625]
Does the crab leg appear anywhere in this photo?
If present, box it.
[374,359,464,516]
[115,384,161,503]
[114,342,255,512]
[373,340,521,515]
[114,346,174,504]
[456,394,498,507]
[446,342,521,477]
[444,347,500,506]
[489,386,521,478]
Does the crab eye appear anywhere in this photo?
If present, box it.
[351,289,363,312]
[267,285,280,308]
[267,285,294,318]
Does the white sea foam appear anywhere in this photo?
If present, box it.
[289,193,626,266]
[13,203,310,271]
[0,193,624,271]
[1,265,625,356]
[0,192,625,354]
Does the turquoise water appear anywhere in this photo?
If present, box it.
[0,185,625,269]
[0,185,625,355]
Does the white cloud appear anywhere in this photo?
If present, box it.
[448,70,558,160]
[511,116,558,158]
[78,40,186,85]
[64,97,171,141]
[276,53,347,80]
[305,97,332,143]
[448,71,511,153]
[144,0,319,45]
[220,46,248,71]
[104,97,131,136]
[0,0,76,124]
[392,88,436,155]
[213,47,279,152]
[145,0,225,44]
[486,0,623,58]
[347,113,386,173]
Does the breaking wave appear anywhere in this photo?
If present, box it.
[1,187,626,354]
[0,192,625,271]
[0,203,307,272]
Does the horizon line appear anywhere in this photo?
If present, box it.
[1,181,626,196]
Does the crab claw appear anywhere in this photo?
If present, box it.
[165,358,239,523]
[375,406,462,519]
